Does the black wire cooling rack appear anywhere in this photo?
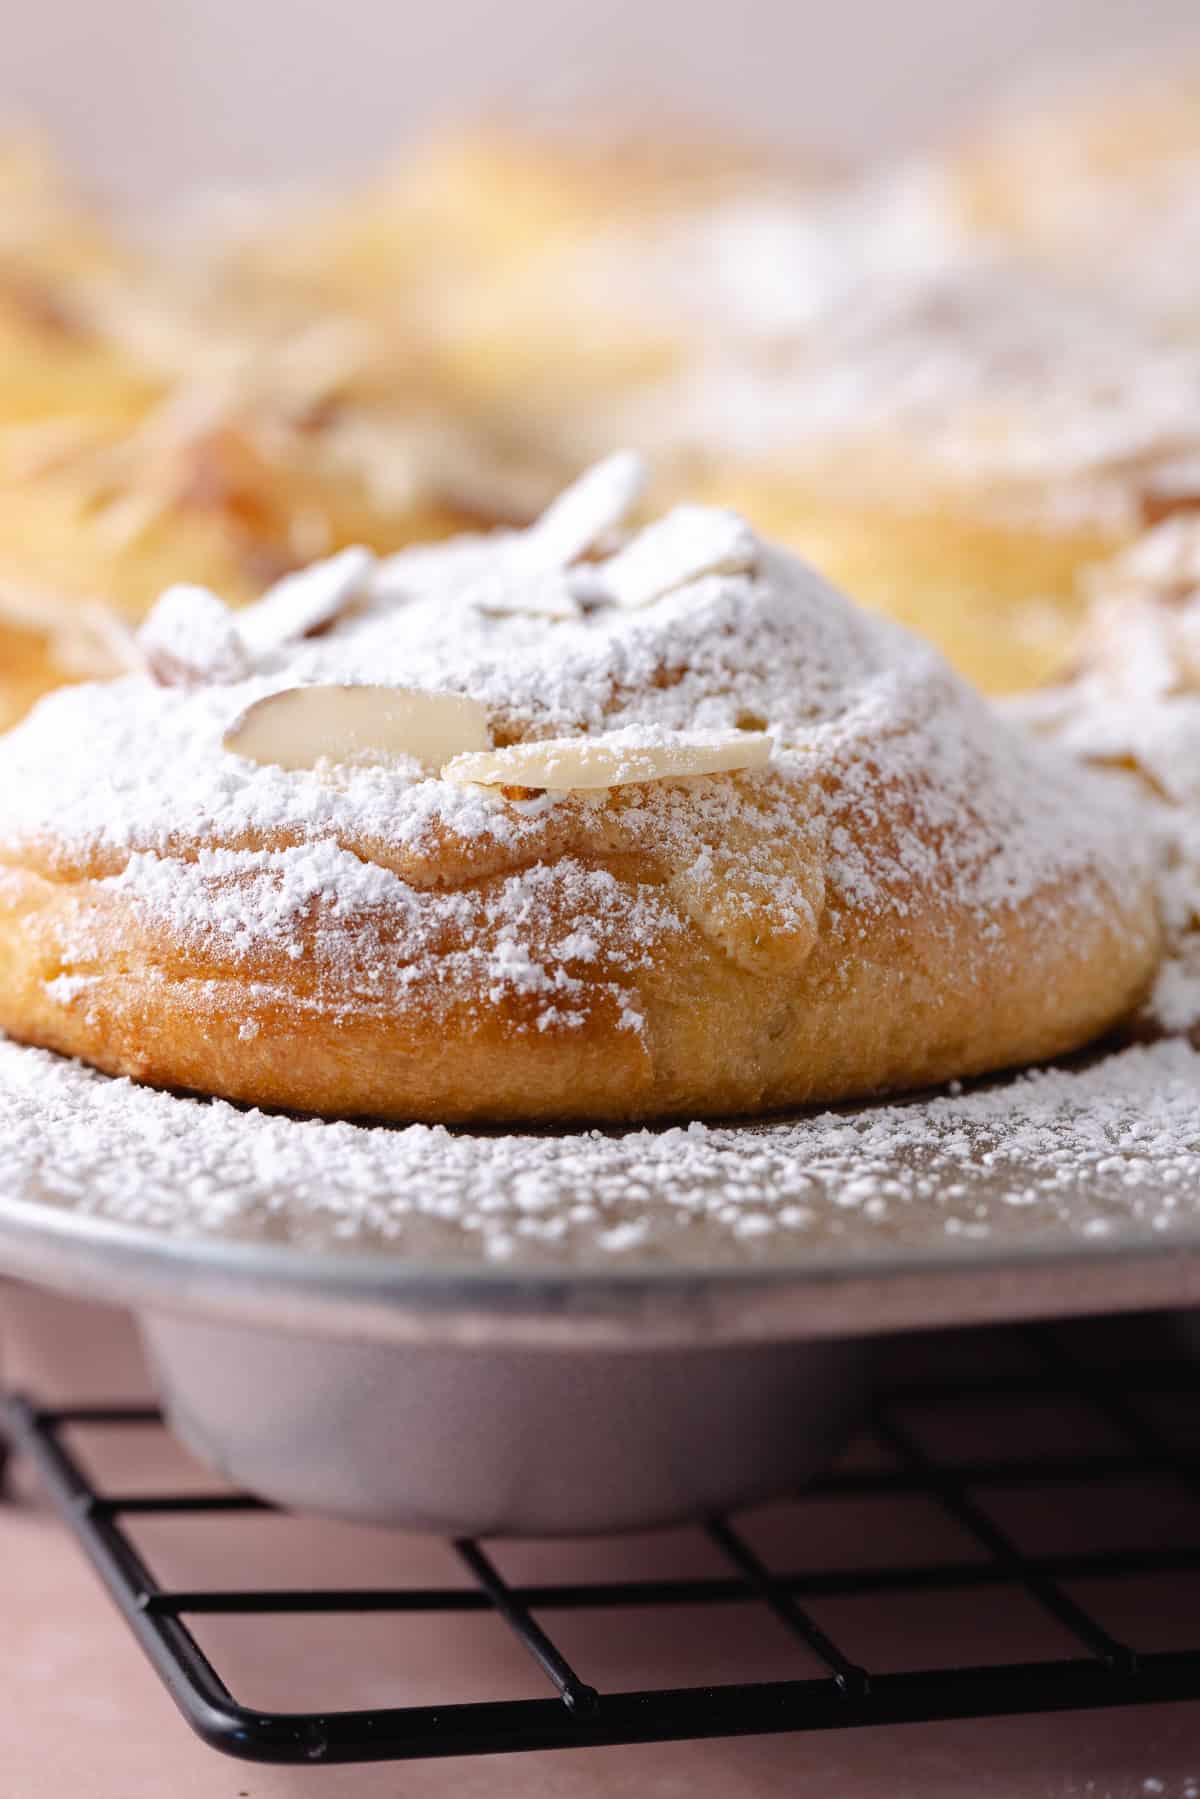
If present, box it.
[5,1321,1200,1766]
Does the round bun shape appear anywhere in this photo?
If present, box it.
[0,459,1161,1124]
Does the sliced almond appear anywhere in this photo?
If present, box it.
[443,728,771,792]
[239,545,377,655]
[225,684,490,772]
[464,566,582,619]
[1103,516,1200,594]
[599,505,759,609]
[522,451,647,569]
[139,585,251,687]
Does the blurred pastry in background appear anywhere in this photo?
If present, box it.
[0,390,538,725]
[0,120,822,728]
[223,119,832,338]
[0,219,547,729]
[7,84,1200,726]
[312,120,1198,695]
[638,266,1200,694]
[0,621,74,735]
[464,251,1200,693]
[0,133,156,725]
[946,60,1200,339]
[1011,513,1200,1039]
[0,320,528,609]
[415,129,887,410]
[0,135,154,428]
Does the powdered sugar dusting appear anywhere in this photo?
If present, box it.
[1011,516,1200,1038]
[558,264,1200,531]
[138,585,251,688]
[0,478,1178,1268]
[441,163,1200,525]
[1,1033,1198,1266]
[0,471,1144,966]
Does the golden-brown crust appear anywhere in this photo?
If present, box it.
[0,475,1164,1124]
[0,761,1159,1124]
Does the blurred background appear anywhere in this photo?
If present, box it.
[6,0,1200,202]
[5,0,1200,726]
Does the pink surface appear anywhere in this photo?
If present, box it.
[4,1286,1200,1798]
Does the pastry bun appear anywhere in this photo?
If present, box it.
[0,457,1159,1122]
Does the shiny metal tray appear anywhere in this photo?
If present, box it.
[4,1043,1200,1533]
[3,1180,1200,1350]
[5,1183,1200,1534]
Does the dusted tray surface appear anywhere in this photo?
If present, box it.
[5,1035,1200,1273]
[2,1034,1200,1345]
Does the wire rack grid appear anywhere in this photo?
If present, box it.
[5,1321,1200,1765]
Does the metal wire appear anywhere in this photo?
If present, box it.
[5,1326,1200,1766]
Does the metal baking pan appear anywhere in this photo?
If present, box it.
[4,1041,1200,1533]
[5,1176,1200,1534]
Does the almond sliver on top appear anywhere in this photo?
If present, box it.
[443,728,771,791]
[225,683,490,771]
[521,450,647,569]
[599,505,759,609]
[238,546,377,656]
